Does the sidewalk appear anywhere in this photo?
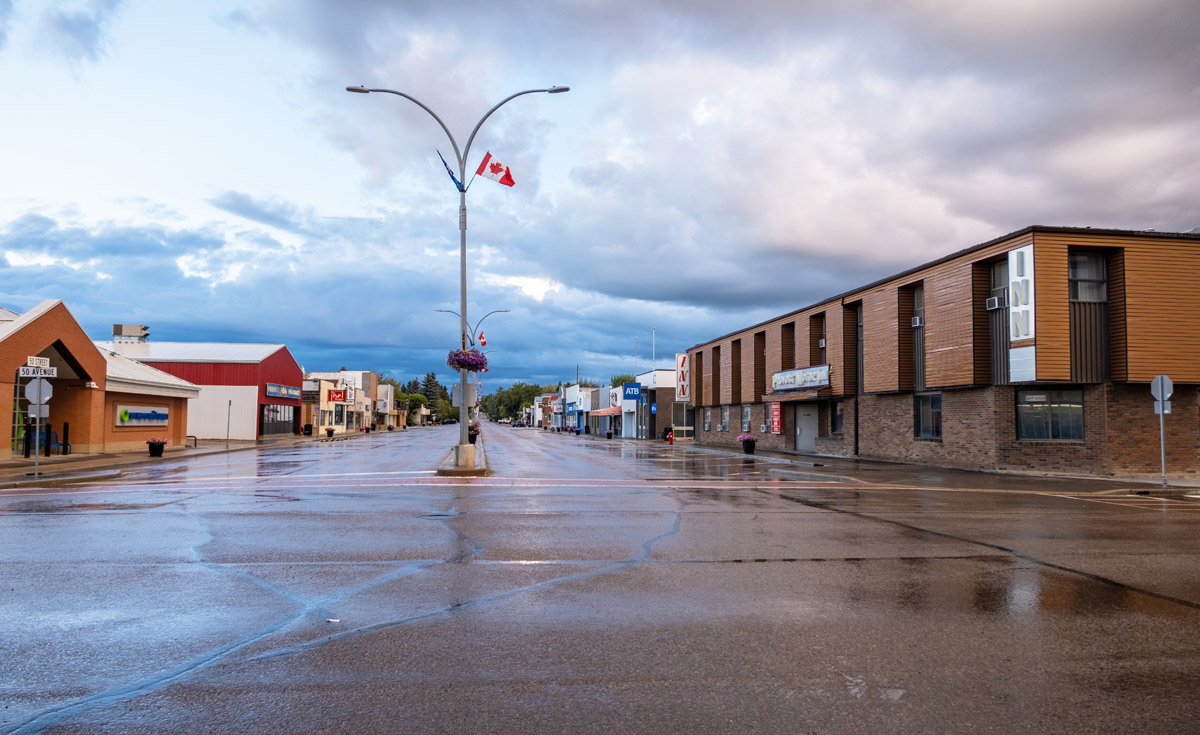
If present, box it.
[533,426,1192,496]
[0,432,363,489]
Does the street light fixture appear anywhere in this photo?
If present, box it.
[435,308,510,348]
[347,85,568,466]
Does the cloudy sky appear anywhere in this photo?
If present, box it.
[2,0,1198,389]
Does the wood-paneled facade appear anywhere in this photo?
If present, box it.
[687,226,1200,479]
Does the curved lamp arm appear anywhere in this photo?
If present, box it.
[347,85,568,174]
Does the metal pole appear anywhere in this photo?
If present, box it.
[33,378,40,478]
[347,84,567,466]
[652,327,656,369]
[459,187,470,452]
[634,337,638,376]
[1160,409,1167,488]
[226,399,232,449]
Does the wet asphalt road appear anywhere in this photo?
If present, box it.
[3,425,1200,734]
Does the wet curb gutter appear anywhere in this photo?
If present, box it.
[0,470,124,491]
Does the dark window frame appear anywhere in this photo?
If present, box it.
[914,392,942,440]
[1016,388,1084,441]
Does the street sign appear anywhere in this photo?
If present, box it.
[1151,374,1173,400]
[1151,374,1173,489]
[26,356,50,368]
[23,379,53,404]
[451,383,478,407]
[27,405,49,419]
[18,366,57,378]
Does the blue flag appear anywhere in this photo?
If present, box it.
[437,150,463,192]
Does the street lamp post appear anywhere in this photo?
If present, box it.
[347,84,568,466]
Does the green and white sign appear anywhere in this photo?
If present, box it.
[116,405,169,427]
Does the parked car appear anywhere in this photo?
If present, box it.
[442,418,458,424]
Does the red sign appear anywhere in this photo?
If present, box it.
[328,389,347,403]
[770,403,781,434]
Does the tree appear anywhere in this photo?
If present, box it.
[421,372,443,407]
[405,393,426,425]
[610,374,636,386]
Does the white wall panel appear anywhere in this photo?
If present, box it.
[188,385,260,439]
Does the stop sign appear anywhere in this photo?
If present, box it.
[23,378,53,404]
[1151,375,1173,401]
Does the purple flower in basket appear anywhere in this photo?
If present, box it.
[446,348,488,372]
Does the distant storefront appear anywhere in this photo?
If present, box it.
[98,336,303,440]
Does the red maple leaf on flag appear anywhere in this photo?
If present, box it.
[476,152,516,187]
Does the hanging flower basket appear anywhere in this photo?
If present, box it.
[446,349,488,372]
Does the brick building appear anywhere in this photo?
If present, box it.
[686,225,1200,479]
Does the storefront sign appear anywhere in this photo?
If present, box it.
[327,389,347,403]
[1008,244,1037,381]
[771,365,830,392]
[623,383,641,400]
[675,353,690,403]
[770,403,781,434]
[266,383,301,399]
[116,405,169,427]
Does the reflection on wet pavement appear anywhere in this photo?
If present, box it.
[3,425,1200,734]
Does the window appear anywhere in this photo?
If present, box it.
[720,405,730,431]
[1017,389,1084,440]
[1069,253,1107,301]
[915,393,942,439]
[334,404,345,425]
[741,405,752,432]
[703,407,711,431]
[832,400,844,434]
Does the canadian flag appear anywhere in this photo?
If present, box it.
[475,152,515,187]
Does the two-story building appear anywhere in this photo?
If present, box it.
[687,226,1200,479]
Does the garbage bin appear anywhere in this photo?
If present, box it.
[303,424,313,436]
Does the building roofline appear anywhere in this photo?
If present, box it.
[688,225,1200,350]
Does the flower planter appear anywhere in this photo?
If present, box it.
[326,429,335,438]
[606,430,613,439]
[148,443,165,457]
[741,440,756,455]
[468,433,477,444]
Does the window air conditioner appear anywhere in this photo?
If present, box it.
[985,295,1006,311]
[911,316,923,328]
[818,338,826,348]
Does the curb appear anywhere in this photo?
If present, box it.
[0,469,124,491]
[434,442,491,477]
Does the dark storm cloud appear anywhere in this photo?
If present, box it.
[210,191,310,236]
[39,0,123,64]
[0,0,13,49]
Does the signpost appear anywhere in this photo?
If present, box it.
[1151,375,1173,488]
[21,361,55,477]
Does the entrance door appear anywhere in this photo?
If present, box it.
[794,405,818,453]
